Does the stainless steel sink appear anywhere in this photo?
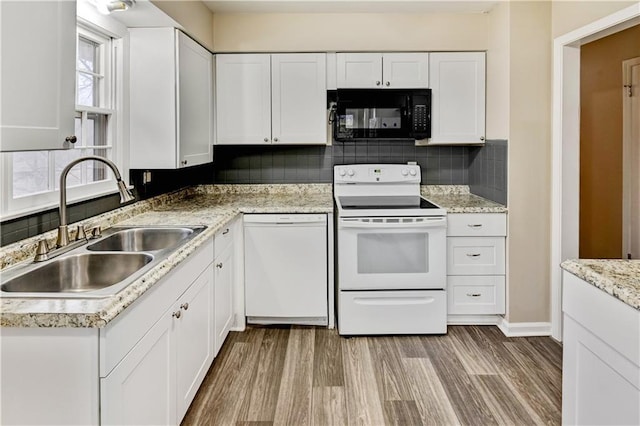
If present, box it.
[1,253,153,293]
[0,225,207,298]
[87,227,194,252]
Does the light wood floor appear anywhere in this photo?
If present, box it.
[183,326,562,426]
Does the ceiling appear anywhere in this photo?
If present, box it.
[203,0,499,14]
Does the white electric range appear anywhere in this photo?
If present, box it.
[334,164,447,335]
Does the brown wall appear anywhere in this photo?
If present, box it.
[579,24,640,258]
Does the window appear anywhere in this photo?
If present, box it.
[2,24,122,218]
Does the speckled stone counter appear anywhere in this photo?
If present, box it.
[561,259,640,310]
[421,185,507,213]
[1,184,333,328]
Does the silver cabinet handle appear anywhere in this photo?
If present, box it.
[480,136,485,141]
[172,311,182,319]
[274,137,279,142]
[181,160,188,166]
[222,228,229,235]
[466,293,482,297]
[216,263,223,269]
[65,135,77,144]
[376,81,381,86]
[466,253,481,257]
[385,81,390,86]
[180,303,189,311]
[467,224,483,228]
[264,138,269,142]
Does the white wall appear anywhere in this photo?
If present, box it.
[486,1,510,140]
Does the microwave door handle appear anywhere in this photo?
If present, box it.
[339,218,446,229]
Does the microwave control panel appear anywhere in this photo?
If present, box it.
[413,105,429,132]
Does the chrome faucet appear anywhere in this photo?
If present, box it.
[56,155,135,247]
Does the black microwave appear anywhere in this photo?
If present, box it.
[333,88,431,141]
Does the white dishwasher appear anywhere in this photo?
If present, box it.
[244,214,328,325]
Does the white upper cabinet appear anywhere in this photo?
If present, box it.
[336,52,428,89]
[271,53,327,144]
[129,28,213,169]
[215,54,272,144]
[428,52,486,145]
[0,1,76,151]
[216,53,327,145]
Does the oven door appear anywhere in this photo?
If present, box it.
[337,216,446,290]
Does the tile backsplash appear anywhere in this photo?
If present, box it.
[469,139,508,205]
[213,141,470,185]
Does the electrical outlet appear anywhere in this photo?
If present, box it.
[143,171,152,184]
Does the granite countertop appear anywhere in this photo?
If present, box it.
[561,259,640,310]
[1,184,505,328]
[1,184,333,328]
[421,185,508,213]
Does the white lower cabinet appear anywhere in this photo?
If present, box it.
[446,213,506,323]
[562,272,640,425]
[101,312,176,426]
[101,244,215,425]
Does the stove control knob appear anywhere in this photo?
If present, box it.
[401,169,409,176]
[347,169,355,177]
[338,168,346,177]
[409,169,417,176]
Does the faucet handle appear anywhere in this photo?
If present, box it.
[90,226,102,239]
[75,225,88,241]
[34,240,50,262]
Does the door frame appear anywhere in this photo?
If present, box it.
[551,3,640,341]
[622,57,640,260]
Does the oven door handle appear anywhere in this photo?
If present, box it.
[339,217,446,229]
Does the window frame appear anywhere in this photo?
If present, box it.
[0,21,125,221]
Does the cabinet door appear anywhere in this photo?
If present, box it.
[214,244,234,354]
[271,53,327,145]
[216,54,271,144]
[177,31,213,168]
[382,53,429,88]
[101,312,176,426]
[429,52,485,144]
[336,53,383,88]
[175,264,215,421]
[0,1,76,151]
[129,28,177,169]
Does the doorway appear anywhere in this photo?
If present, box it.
[551,4,640,341]
[623,57,640,260]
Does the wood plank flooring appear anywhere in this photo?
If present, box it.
[182,326,562,426]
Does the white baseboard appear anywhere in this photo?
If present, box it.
[447,314,501,325]
[497,318,552,337]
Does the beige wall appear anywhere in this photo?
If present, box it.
[486,1,510,139]
[506,1,552,323]
[212,13,488,52]
[151,0,214,50]
[579,24,640,258]
[552,1,636,37]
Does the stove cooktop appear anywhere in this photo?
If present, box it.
[338,196,440,210]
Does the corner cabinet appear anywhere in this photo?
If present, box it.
[0,1,76,151]
[129,28,213,169]
[215,53,327,145]
[336,52,429,89]
[427,52,485,145]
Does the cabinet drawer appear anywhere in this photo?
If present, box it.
[215,222,234,258]
[447,237,505,275]
[447,275,505,315]
[447,213,506,237]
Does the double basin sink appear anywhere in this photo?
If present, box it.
[0,226,206,298]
